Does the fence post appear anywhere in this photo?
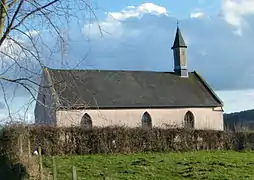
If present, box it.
[39,147,43,180]
[72,166,77,180]
[19,134,23,157]
[27,139,31,167]
[52,156,57,180]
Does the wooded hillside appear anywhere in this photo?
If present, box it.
[224,109,254,131]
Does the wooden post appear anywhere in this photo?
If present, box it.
[19,134,23,157]
[39,147,43,180]
[52,156,57,180]
[72,166,77,180]
[27,139,31,167]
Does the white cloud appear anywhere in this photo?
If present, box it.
[190,11,206,18]
[108,3,168,21]
[83,3,169,39]
[0,39,22,60]
[0,38,30,73]
[221,0,254,35]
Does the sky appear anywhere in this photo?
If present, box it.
[1,0,254,122]
[95,0,221,18]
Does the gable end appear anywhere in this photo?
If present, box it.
[193,71,223,106]
[43,67,60,107]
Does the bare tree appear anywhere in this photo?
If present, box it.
[0,0,99,123]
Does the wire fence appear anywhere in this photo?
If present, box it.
[0,136,79,180]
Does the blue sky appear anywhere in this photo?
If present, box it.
[96,0,221,18]
[1,0,254,122]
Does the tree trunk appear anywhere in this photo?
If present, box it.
[0,0,7,38]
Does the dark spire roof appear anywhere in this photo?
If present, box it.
[171,26,187,49]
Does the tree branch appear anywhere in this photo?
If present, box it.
[0,0,24,46]
[12,0,59,30]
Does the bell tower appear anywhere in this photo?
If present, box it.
[171,24,188,77]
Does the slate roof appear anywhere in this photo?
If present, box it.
[171,27,187,49]
[44,68,223,109]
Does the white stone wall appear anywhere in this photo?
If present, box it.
[56,107,224,130]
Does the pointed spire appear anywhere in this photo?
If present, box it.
[171,23,187,49]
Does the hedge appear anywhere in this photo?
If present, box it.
[0,125,250,156]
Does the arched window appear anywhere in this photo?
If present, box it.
[184,111,194,129]
[80,113,92,130]
[142,112,152,130]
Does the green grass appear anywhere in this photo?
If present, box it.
[42,151,254,180]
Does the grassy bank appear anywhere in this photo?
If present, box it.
[42,151,254,180]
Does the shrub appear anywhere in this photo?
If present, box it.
[0,125,244,156]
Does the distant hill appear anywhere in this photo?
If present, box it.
[224,109,254,131]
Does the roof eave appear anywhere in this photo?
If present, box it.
[57,105,222,110]
[171,45,187,49]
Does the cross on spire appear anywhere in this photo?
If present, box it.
[176,20,180,27]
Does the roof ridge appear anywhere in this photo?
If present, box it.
[46,68,179,74]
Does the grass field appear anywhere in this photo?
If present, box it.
[42,151,254,180]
